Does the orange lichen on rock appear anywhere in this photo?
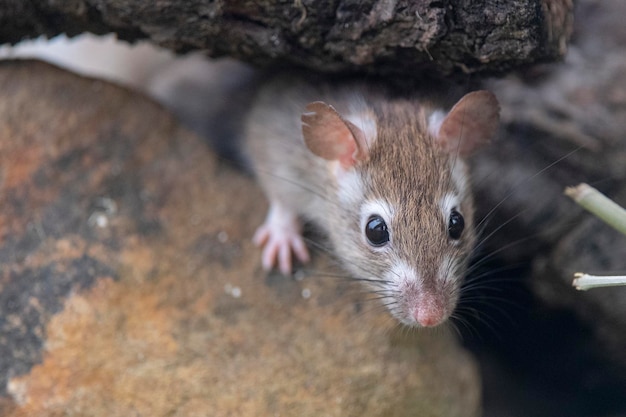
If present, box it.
[8,274,180,416]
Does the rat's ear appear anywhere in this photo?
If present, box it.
[435,90,500,157]
[301,101,370,168]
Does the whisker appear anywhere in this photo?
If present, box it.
[474,146,582,232]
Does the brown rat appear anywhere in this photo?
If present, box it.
[244,76,499,327]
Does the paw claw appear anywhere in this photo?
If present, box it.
[253,203,310,275]
[252,227,270,247]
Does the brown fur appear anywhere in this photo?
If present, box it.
[244,76,497,327]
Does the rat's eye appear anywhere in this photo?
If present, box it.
[365,215,389,247]
[448,210,465,240]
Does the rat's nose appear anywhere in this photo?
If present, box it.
[415,311,444,327]
[417,315,438,327]
[414,299,447,327]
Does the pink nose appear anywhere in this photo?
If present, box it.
[415,312,442,327]
[417,314,442,327]
[414,303,446,327]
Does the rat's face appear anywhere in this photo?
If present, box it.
[356,151,474,327]
[302,90,498,328]
[329,108,477,328]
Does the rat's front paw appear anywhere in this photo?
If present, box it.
[253,202,310,275]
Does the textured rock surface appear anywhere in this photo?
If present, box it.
[0,0,573,78]
[443,4,626,414]
[0,60,481,417]
[470,0,626,372]
[525,0,626,371]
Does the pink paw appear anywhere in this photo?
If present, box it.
[252,203,310,275]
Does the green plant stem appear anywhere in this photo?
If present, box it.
[572,273,626,291]
[564,183,626,236]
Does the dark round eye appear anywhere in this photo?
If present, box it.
[448,210,465,240]
[365,215,389,247]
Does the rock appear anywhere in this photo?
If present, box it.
[526,1,626,372]
[0,0,573,79]
[0,60,480,417]
[454,0,626,416]
[467,0,626,390]
[533,186,626,369]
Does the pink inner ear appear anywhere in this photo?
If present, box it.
[301,101,364,167]
[437,90,500,157]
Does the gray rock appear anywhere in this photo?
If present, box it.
[473,0,626,372]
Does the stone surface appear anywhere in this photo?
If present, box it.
[449,1,626,413]
[526,1,626,371]
[0,0,573,79]
[470,0,626,373]
[0,60,481,417]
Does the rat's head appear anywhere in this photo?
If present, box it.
[301,91,500,327]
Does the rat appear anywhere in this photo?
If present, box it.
[243,75,500,328]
